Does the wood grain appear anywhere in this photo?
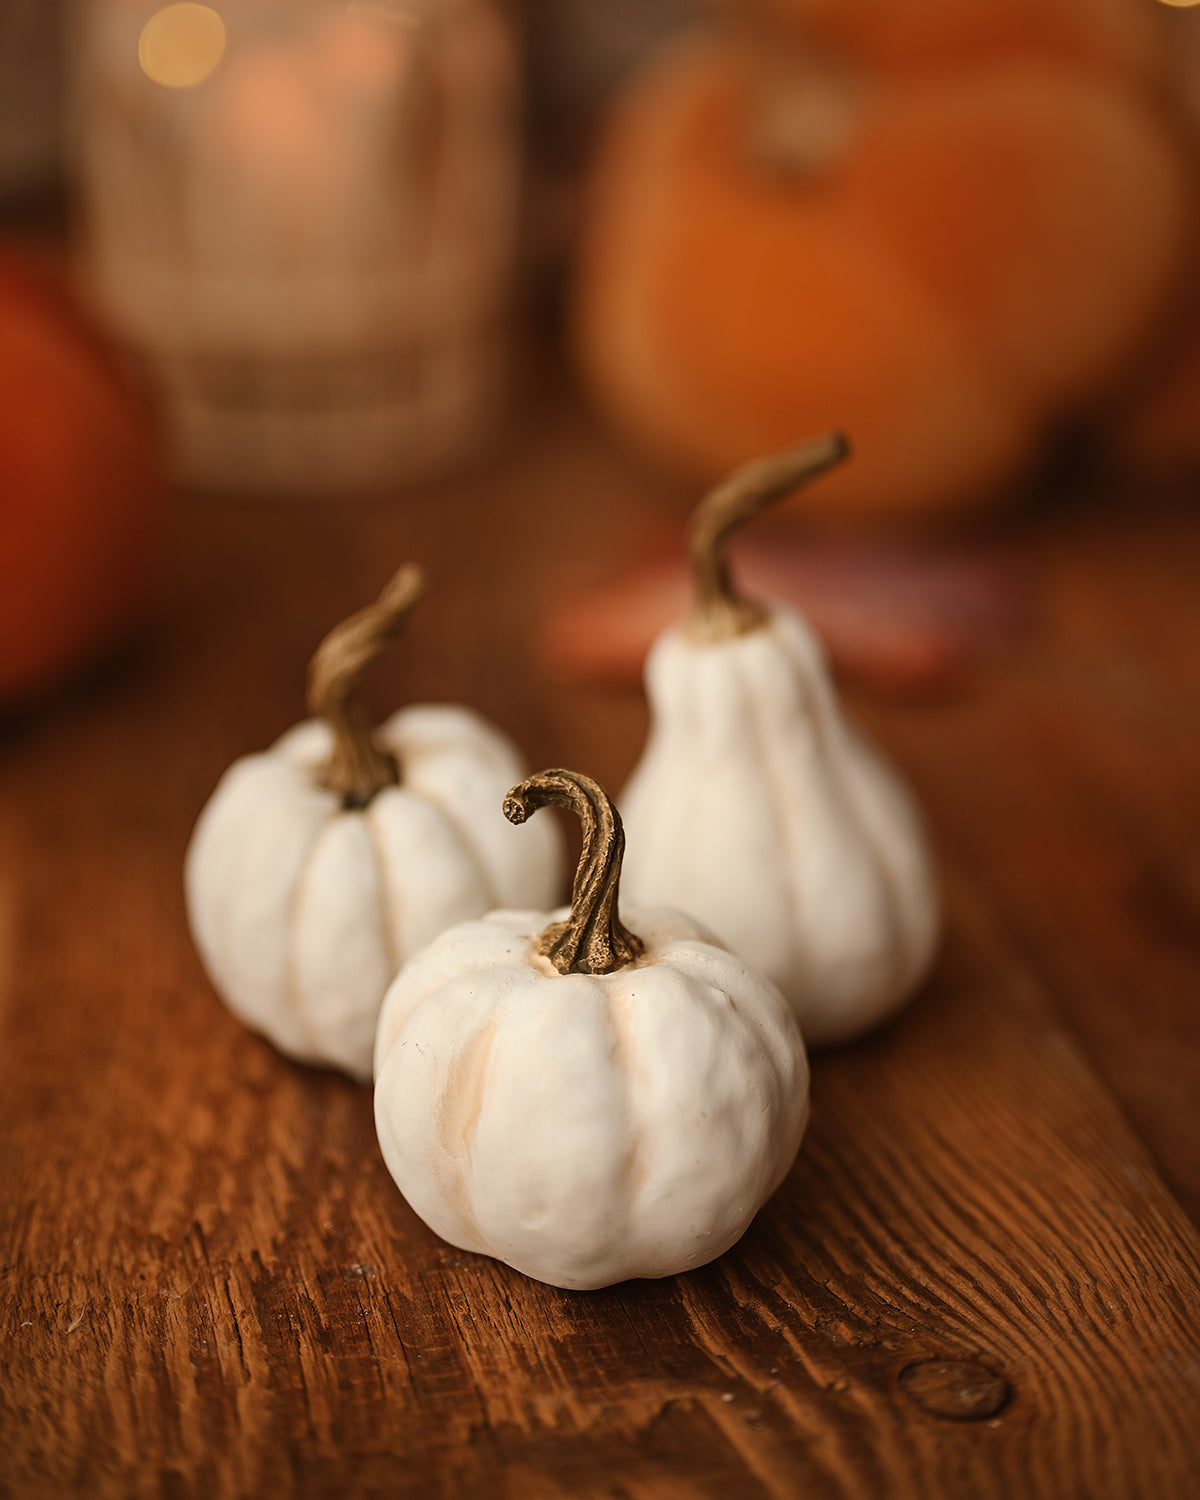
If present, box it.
[2,394,1199,1498]
[855,502,1200,1222]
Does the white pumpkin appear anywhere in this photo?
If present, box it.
[185,565,562,1081]
[373,769,810,1291]
[620,436,940,1047]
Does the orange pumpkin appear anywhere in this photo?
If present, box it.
[1110,291,1200,474]
[739,0,1164,80]
[0,252,164,703]
[571,4,1192,525]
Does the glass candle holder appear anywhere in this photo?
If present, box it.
[70,0,521,495]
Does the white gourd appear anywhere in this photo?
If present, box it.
[373,770,810,1291]
[620,436,940,1047]
[185,565,562,1082]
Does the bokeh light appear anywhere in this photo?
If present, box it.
[138,4,227,89]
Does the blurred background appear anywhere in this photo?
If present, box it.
[1,0,1199,708]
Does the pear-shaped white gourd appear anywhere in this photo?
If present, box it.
[620,436,940,1047]
[185,565,562,1082]
[373,769,809,1291]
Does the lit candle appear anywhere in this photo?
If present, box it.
[71,0,521,494]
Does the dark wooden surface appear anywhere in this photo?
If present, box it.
[2,388,1200,1499]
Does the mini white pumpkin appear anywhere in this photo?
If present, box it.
[620,436,940,1047]
[185,564,562,1081]
[373,769,810,1291]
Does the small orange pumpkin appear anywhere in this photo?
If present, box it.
[571,2,1192,525]
[0,252,164,704]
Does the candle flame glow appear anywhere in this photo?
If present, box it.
[139,4,227,88]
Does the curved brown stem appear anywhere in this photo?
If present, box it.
[503,770,644,976]
[307,563,425,808]
[688,432,849,642]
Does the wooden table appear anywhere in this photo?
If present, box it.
[3,388,1199,1498]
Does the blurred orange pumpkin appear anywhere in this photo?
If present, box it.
[0,252,163,704]
[738,0,1165,79]
[571,1,1193,525]
[1110,293,1200,474]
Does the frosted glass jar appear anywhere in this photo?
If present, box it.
[71,0,521,495]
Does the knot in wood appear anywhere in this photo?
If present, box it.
[898,1360,1012,1422]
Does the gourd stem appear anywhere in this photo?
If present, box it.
[306,563,425,808]
[503,770,644,976]
[746,40,864,181]
[688,432,850,642]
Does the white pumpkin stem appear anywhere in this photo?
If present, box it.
[688,431,849,642]
[503,769,645,976]
[306,563,425,808]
